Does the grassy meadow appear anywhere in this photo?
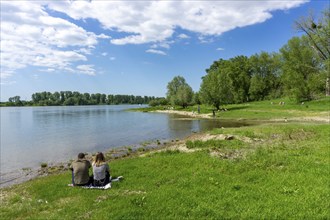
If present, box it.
[1,98,329,219]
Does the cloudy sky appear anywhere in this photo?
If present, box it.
[0,0,328,101]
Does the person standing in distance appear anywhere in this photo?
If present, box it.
[70,153,92,186]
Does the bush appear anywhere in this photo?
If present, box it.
[149,98,168,107]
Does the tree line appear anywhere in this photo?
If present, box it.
[165,9,329,109]
[4,91,159,106]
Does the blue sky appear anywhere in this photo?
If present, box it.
[0,0,328,101]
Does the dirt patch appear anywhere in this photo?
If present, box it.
[144,132,259,157]
[155,110,212,119]
[167,143,198,153]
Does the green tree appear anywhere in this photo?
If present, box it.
[200,59,233,110]
[63,97,75,106]
[149,98,168,107]
[166,76,193,108]
[60,91,65,104]
[100,94,107,104]
[176,84,194,108]
[227,56,252,103]
[8,96,22,106]
[295,8,330,96]
[280,36,322,101]
[249,52,281,101]
[52,92,61,105]
[32,93,42,104]
[193,92,201,105]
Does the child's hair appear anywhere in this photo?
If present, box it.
[94,152,106,167]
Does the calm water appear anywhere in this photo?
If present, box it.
[1,105,250,177]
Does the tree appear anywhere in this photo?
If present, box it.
[295,8,330,96]
[149,98,168,107]
[176,84,194,108]
[280,36,322,101]
[52,92,61,105]
[227,56,252,103]
[193,92,201,105]
[166,76,193,108]
[100,94,107,104]
[200,59,233,110]
[249,52,282,101]
[8,96,22,106]
[167,76,185,104]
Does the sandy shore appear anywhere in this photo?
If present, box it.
[155,110,212,119]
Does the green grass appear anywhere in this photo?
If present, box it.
[216,97,330,120]
[1,123,329,219]
[135,96,330,120]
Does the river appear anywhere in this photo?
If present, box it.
[0,105,251,186]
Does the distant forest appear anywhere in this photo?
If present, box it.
[2,91,160,106]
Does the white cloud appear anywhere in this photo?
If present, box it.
[39,68,55,73]
[45,0,307,44]
[216,48,225,51]
[150,41,174,49]
[76,65,96,76]
[101,52,108,56]
[97,34,111,39]
[76,48,93,55]
[178,34,190,39]
[0,1,98,78]
[0,0,308,78]
[146,49,167,56]
[110,57,116,61]
[198,35,215,44]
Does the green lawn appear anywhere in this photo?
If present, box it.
[183,96,330,120]
[1,122,329,219]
